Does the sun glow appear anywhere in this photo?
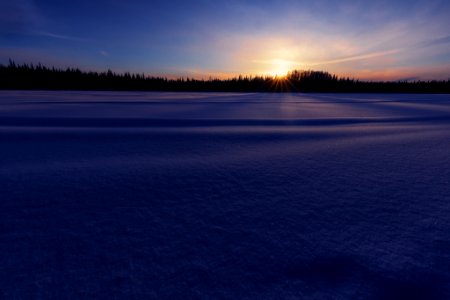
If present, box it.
[267,59,293,77]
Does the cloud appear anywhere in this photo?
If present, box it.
[99,50,109,57]
[343,63,450,81]
[35,31,88,42]
[0,0,42,34]
[307,49,402,67]
[416,35,450,48]
[0,1,87,43]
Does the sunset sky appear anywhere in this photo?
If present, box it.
[1,0,450,80]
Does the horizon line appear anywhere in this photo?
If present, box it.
[2,59,450,83]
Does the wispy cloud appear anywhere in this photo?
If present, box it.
[252,58,302,66]
[0,2,87,43]
[342,63,450,81]
[0,0,42,34]
[416,35,450,48]
[35,31,88,42]
[307,49,402,67]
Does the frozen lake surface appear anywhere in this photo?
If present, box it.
[1,91,450,299]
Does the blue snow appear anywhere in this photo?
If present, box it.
[1,91,450,299]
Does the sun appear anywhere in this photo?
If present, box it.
[268,59,292,77]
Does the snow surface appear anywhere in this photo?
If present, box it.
[1,91,450,299]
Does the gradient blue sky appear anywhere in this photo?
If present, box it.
[1,0,450,80]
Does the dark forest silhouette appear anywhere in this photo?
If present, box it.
[1,60,449,93]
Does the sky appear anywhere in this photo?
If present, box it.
[1,0,450,80]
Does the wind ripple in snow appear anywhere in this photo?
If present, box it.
[1,91,450,299]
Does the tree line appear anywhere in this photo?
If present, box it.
[1,60,449,93]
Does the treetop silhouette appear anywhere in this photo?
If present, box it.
[1,61,449,93]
